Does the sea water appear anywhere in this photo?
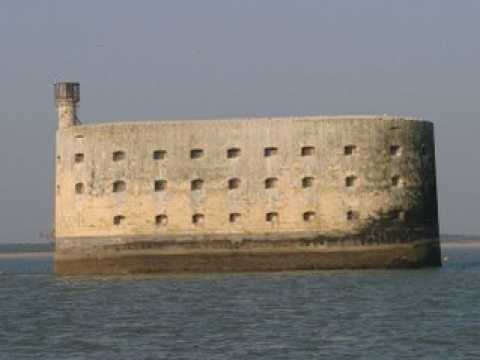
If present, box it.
[0,246,479,359]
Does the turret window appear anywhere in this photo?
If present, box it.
[153,150,167,160]
[265,177,278,189]
[112,151,125,161]
[192,213,204,225]
[190,149,204,159]
[155,214,168,226]
[113,180,126,193]
[302,177,314,188]
[266,212,278,223]
[227,148,241,158]
[75,183,84,194]
[228,178,241,190]
[264,147,278,157]
[155,180,167,192]
[301,146,315,156]
[229,213,241,223]
[303,211,316,222]
[191,179,204,191]
[113,215,125,225]
[74,153,84,163]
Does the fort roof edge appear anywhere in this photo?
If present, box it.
[63,115,428,129]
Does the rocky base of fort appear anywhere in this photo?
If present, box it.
[54,235,441,275]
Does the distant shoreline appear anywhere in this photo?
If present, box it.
[441,240,480,248]
[0,252,53,259]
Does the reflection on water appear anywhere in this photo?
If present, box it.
[0,246,479,359]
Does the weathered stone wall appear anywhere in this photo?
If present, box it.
[54,115,438,243]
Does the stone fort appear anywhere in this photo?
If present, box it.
[53,82,441,275]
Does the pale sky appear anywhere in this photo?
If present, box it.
[0,0,479,242]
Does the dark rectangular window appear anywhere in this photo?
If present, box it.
[227,148,241,158]
[113,180,127,193]
[75,183,84,194]
[113,215,125,225]
[266,212,278,222]
[155,180,167,192]
[344,145,356,155]
[113,151,125,161]
[303,211,315,222]
[74,153,84,163]
[347,210,359,221]
[192,213,204,224]
[153,150,167,160]
[301,146,315,156]
[228,178,241,190]
[390,145,401,156]
[190,149,204,159]
[345,176,357,187]
[265,177,278,189]
[302,177,314,188]
[229,213,241,223]
[191,179,204,191]
[155,214,168,226]
[264,147,278,157]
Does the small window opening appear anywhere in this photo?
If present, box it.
[301,146,315,156]
[75,183,84,194]
[264,147,278,157]
[155,214,168,226]
[155,180,167,192]
[345,176,357,187]
[228,178,241,190]
[229,213,241,223]
[302,177,314,188]
[113,180,126,193]
[190,149,204,159]
[392,209,405,221]
[113,215,125,225]
[344,145,357,155]
[303,211,316,222]
[153,150,167,160]
[227,148,241,159]
[390,145,401,156]
[74,134,84,141]
[265,177,278,189]
[191,179,204,191]
[347,210,359,221]
[74,153,84,163]
[192,213,204,225]
[266,212,278,223]
[112,151,125,161]
[421,146,427,156]
[391,175,402,187]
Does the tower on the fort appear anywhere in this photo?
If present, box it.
[54,82,80,128]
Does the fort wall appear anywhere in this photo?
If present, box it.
[55,116,438,245]
[53,82,440,274]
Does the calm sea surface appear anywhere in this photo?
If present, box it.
[0,246,479,360]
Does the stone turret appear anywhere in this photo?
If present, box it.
[54,82,80,128]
